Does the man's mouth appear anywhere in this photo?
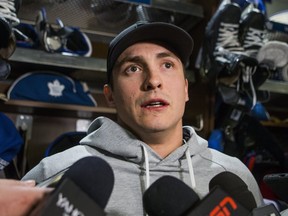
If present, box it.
[141,100,169,108]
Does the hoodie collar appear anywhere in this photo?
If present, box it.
[80,117,208,164]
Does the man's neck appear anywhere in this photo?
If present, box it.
[140,128,184,158]
[116,118,184,158]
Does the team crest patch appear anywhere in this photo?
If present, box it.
[48,79,65,97]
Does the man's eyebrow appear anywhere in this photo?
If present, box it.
[114,56,143,69]
[114,51,180,69]
[156,51,180,62]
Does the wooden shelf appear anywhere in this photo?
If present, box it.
[9,47,107,72]
[259,79,288,94]
[261,120,288,128]
[1,100,116,120]
[18,0,204,43]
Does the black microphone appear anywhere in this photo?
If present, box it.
[209,171,257,212]
[249,204,281,216]
[29,156,114,216]
[186,171,252,216]
[210,172,281,216]
[263,173,288,203]
[143,176,200,216]
[143,172,256,216]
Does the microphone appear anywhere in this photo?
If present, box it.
[143,176,200,216]
[210,172,280,216]
[29,156,114,216]
[143,172,258,216]
[185,171,253,216]
[249,204,280,216]
[263,173,288,203]
[209,171,257,212]
[36,169,68,188]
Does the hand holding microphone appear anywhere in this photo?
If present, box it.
[29,156,115,216]
[0,179,51,216]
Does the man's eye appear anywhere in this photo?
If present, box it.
[164,62,173,69]
[127,65,140,73]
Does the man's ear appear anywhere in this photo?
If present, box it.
[103,84,115,107]
[185,79,189,102]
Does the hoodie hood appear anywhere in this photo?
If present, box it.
[81,117,208,192]
[80,116,208,165]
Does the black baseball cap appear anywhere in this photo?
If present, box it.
[106,21,194,84]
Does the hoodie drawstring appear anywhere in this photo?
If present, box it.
[142,145,150,189]
[185,147,196,190]
[142,145,150,216]
[142,142,196,190]
[141,142,196,215]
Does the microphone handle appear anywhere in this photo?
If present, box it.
[249,204,281,216]
[29,178,106,216]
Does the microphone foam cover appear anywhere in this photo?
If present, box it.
[143,176,199,216]
[60,156,114,209]
[209,171,257,211]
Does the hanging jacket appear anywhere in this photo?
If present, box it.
[22,116,263,215]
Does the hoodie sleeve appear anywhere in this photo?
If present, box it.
[210,149,264,207]
[22,145,93,183]
[21,158,48,183]
[231,157,264,207]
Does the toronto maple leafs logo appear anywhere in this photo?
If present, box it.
[48,79,65,97]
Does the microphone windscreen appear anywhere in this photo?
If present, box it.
[59,156,114,209]
[209,171,257,211]
[143,176,200,216]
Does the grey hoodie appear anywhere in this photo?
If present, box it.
[23,116,263,215]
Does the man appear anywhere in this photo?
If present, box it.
[22,21,263,215]
[0,179,51,216]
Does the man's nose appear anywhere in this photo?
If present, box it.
[143,70,162,91]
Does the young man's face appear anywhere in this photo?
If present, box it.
[104,42,189,138]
